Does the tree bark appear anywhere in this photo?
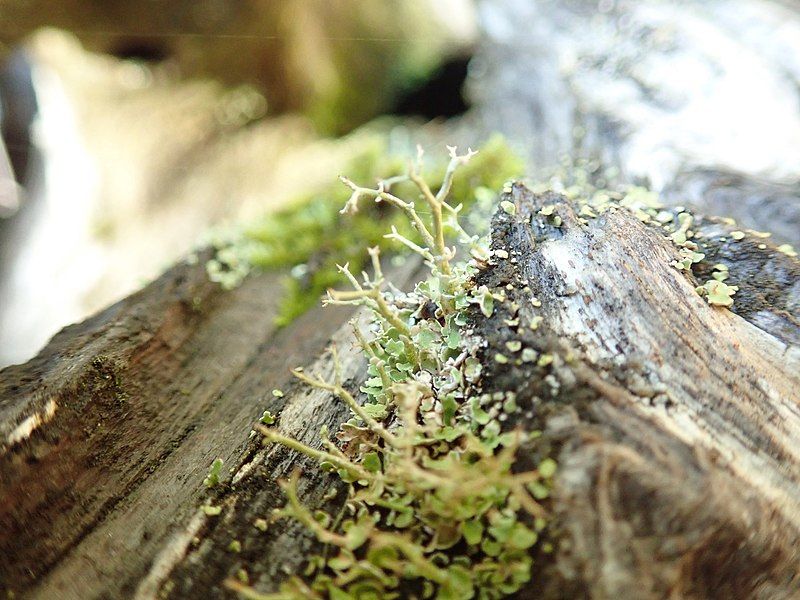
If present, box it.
[475,185,800,599]
[1,185,798,599]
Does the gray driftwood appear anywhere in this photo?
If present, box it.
[1,184,799,599]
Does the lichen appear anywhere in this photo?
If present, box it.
[203,457,224,488]
[696,279,739,307]
[228,147,554,600]
[206,134,523,326]
[533,168,754,308]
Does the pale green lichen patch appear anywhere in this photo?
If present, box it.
[500,200,516,215]
[203,458,224,488]
[538,205,555,217]
[711,264,729,282]
[696,279,739,307]
[254,518,269,532]
[229,148,554,600]
[473,285,495,318]
[672,248,705,272]
[530,172,755,309]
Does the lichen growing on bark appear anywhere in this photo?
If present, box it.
[205,135,523,325]
[219,146,795,599]
[228,147,554,599]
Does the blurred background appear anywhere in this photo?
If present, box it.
[1,0,799,367]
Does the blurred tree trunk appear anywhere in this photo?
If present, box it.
[0,0,468,134]
[1,185,798,599]
[469,0,800,246]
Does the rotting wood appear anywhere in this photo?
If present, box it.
[1,184,798,599]
[472,184,800,599]
[0,251,369,598]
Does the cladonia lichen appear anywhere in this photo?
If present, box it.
[205,134,523,326]
[533,169,765,310]
[227,147,554,600]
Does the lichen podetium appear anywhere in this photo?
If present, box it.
[205,134,523,325]
[226,147,556,600]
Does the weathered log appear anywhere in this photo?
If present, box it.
[475,185,800,598]
[0,253,358,598]
[1,183,798,599]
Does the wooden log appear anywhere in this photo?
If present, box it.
[475,184,800,598]
[1,184,798,599]
[0,252,366,598]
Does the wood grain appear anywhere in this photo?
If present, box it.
[474,184,800,599]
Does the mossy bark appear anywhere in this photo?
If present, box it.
[1,186,798,599]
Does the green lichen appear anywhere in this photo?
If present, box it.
[203,457,224,488]
[206,134,523,326]
[535,167,755,309]
[254,518,269,532]
[696,279,739,307]
[229,147,553,600]
[711,263,729,282]
[500,200,516,216]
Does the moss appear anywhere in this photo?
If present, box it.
[206,134,523,326]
